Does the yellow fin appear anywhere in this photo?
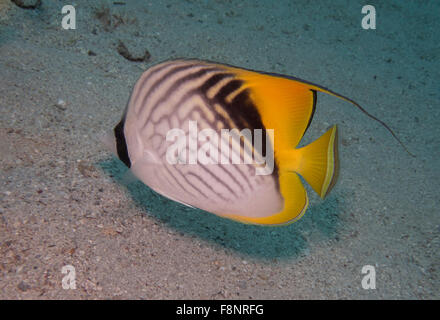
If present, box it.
[223,66,316,150]
[222,63,413,156]
[280,125,339,199]
[223,172,308,226]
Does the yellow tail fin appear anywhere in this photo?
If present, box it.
[282,125,339,198]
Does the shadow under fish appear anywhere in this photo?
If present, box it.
[98,157,343,260]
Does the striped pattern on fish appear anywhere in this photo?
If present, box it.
[121,60,283,218]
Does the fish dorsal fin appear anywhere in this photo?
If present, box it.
[303,82,415,157]
[223,64,413,157]
[224,66,316,151]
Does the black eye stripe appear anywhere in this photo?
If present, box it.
[114,118,131,168]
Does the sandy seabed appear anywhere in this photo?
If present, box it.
[0,0,438,299]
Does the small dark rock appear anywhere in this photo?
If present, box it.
[11,0,41,10]
[117,40,150,62]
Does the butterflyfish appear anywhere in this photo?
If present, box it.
[107,59,409,226]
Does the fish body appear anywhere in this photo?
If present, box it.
[111,59,348,225]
